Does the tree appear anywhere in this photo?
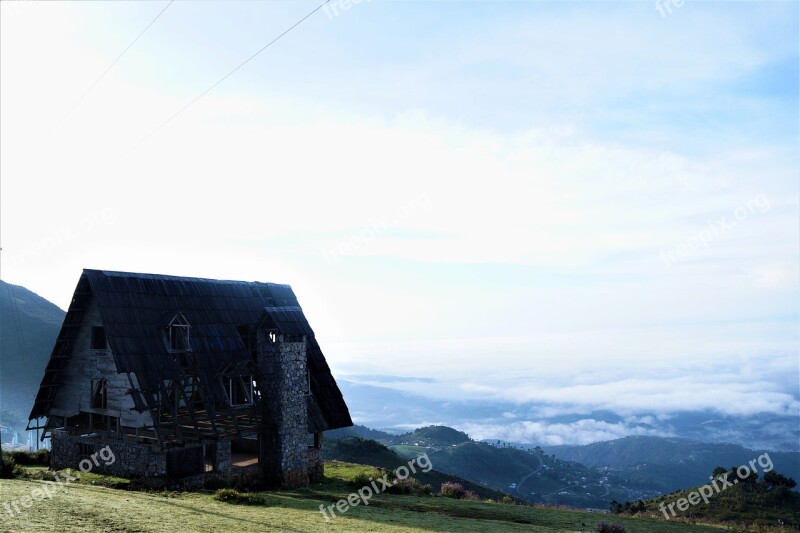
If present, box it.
[763,471,797,489]
[711,466,727,478]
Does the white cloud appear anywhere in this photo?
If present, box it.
[1,1,796,444]
[459,419,672,447]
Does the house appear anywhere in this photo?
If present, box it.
[27,269,352,488]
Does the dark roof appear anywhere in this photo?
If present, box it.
[29,269,352,437]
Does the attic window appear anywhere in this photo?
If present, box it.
[167,314,190,352]
[91,326,107,350]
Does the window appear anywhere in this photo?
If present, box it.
[91,379,107,409]
[224,376,254,406]
[167,314,190,352]
[204,442,216,472]
[90,326,107,350]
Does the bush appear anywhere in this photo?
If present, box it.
[212,488,271,506]
[501,495,514,504]
[213,488,242,502]
[35,448,51,465]
[462,490,480,501]
[440,482,466,499]
[596,522,626,533]
[385,477,432,496]
[8,449,49,466]
[387,477,415,495]
[0,456,16,479]
[351,471,375,488]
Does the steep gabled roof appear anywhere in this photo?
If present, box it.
[29,269,352,437]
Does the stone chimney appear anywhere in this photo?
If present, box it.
[256,330,309,488]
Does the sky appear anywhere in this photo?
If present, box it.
[1,1,798,448]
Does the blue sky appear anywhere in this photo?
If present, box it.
[1,1,798,447]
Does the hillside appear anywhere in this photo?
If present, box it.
[379,427,658,508]
[0,280,64,434]
[614,467,800,529]
[322,436,509,501]
[0,461,723,532]
[325,424,398,442]
[544,436,800,494]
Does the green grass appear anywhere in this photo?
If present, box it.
[0,462,726,532]
[629,479,800,530]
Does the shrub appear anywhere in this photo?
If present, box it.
[213,488,242,502]
[34,448,51,465]
[6,449,50,466]
[351,471,374,488]
[484,498,495,504]
[387,477,415,495]
[501,495,514,504]
[462,490,480,501]
[386,477,433,496]
[440,482,466,499]
[0,456,16,479]
[596,522,626,533]
[213,488,271,506]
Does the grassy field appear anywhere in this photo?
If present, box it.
[0,462,727,532]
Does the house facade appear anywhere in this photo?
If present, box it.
[27,270,352,488]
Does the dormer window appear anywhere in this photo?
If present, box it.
[167,313,190,352]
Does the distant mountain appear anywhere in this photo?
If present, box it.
[0,280,64,434]
[325,424,397,442]
[327,425,800,510]
[388,427,658,508]
[400,425,472,446]
[544,436,800,494]
[326,424,473,447]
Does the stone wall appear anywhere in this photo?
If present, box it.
[307,446,323,482]
[50,428,167,477]
[50,430,243,488]
[257,332,310,488]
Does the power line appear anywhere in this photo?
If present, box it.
[61,0,174,121]
[128,0,329,154]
